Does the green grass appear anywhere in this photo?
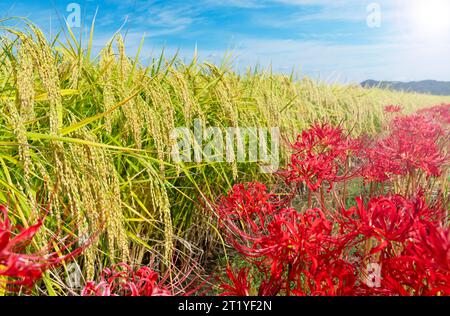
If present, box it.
[0,19,449,294]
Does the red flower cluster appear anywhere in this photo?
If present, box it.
[219,266,283,296]
[284,123,359,191]
[0,205,83,290]
[361,114,446,182]
[217,182,280,234]
[217,182,340,295]
[384,105,402,113]
[218,184,449,295]
[341,195,418,247]
[418,103,450,127]
[82,263,172,296]
[381,222,450,295]
[219,267,251,296]
[217,104,450,296]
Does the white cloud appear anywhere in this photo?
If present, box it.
[203,0,266,8]
[196,37,450,83]
[272,0,358,6]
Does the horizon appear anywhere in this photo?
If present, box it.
[1,0,450,83]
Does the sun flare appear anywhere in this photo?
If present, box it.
[409,0,450,37]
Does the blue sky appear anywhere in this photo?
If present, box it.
[1,0,450,82]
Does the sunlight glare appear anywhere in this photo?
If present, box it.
[409,0,450,38]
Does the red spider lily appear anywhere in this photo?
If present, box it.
[0,205,85,290]
[294,259,358,296]
[409,222,450,272]
[379,223,450,296]
[410,189,446,225]
[258,272,283,296]
[418,103,450,126]
[221,206,336,273]
[361,114,447,181]
[384,105,402,113]
[219,267,251,296]
[216,181,449,296]
[82,258,210,297]
[376,256,423,296]
[337,193,449,296]
[382,256,450,296]
[219,266,283,296]
[216,183,356,295]
[219,267,282,296]
[344,195,416,248]
[283,123,359,191]
[218,194,343,291]
[215,115,449,297]
[259,208,334,273]
[339,193,444,252]
[216,182,337,269]
[82,263,172,296]
[360,146,394,182]
[217,182,281,234]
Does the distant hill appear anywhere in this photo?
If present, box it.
[361,80,450,96]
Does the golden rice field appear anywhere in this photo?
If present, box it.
[0,20,449,295]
